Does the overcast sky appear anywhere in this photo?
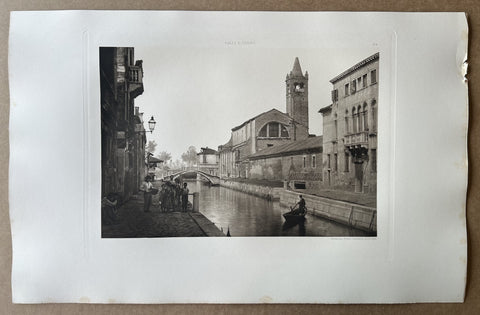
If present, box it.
[134,46,378,160]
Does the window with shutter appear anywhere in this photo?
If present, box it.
[352,108,357,133]
[371,149,377,172]
[344,153,350,172]
[351,80,356,94]
[363,103,368,130]
[331,89,338,102]
[371,69,377,84]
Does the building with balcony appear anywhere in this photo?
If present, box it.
[133,106,147,189]
[100,47,145,201]
[319,53,379,194]
[218,57,310,178]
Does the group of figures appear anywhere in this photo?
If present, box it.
[140,175,191,213]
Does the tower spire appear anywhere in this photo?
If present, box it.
[291,57,303,76]
[286,57,309,139]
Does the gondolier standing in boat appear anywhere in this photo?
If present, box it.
[292,195,307,215]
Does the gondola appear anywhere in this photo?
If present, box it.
[283,207,307,222]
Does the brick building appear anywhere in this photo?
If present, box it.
[319,53,379,194]
[100,47,146,201]
[246,136,323,193]
[218,57,310,178]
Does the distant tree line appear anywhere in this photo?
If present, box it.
[145,140,198,169]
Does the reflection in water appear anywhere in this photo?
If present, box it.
[188,180,369,237]
[282,218,306,236]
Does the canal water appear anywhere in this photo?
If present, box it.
[187,180,369,237]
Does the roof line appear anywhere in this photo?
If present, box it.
[329,52,379,84]
[246,136,323,160]
[318,104,333,113]
[231,108,289,131]
[248,147,323,160]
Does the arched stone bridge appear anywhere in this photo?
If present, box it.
[163,170,220,186]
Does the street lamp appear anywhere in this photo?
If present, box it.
[148,116,156,133]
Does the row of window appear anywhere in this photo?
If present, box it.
[302,155,317,168]
[331,69,377,102]
[347,100,377,134]
[326,150,377,173]
[331,99,377,139]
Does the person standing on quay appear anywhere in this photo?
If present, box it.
[140,175,153,212]
[181,182,189,212]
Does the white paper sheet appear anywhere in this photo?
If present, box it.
[9,11,468,303]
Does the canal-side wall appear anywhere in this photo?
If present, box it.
[279,190,377,233]
[219,179,283,201]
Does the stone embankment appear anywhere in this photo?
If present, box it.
[219,179,283,201]
[219,179,376,234]
[279,190,377,234]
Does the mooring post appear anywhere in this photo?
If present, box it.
[193,192,199,212]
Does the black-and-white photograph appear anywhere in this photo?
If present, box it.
[100,46,378,237]
[9,10,468,304]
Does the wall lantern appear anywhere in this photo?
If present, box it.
[148,116,156,133]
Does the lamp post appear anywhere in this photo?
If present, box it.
[148,116,156,133]
[147,116,156,175]
[141,116,156,178]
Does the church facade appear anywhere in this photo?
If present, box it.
[218,58,311,179]
[319,53,379,194]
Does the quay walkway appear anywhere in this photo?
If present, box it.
[102,195,225,238]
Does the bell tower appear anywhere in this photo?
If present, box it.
[286,57,309,133]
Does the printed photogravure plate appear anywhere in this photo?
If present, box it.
[8,11,467,304]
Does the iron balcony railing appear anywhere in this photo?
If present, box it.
[128,66,143,83]
[344,131,369,146]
